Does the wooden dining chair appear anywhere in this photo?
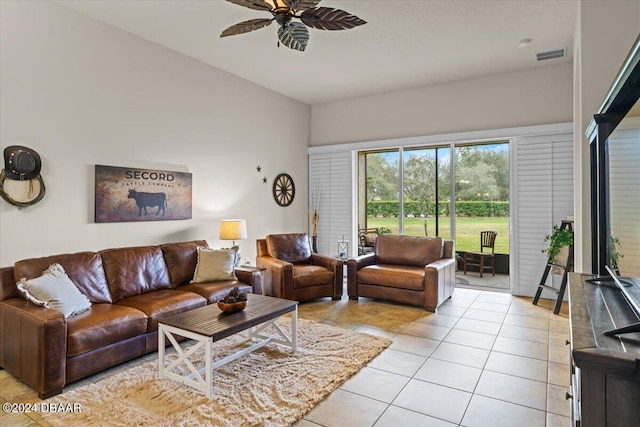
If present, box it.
[463,231,498,278]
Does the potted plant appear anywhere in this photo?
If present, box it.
[543,224,573,271]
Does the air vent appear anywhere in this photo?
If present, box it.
[536,48,566,61]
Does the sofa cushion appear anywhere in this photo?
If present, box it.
[66,304,148,357]
[161,240,208,288]
[101,246,171,302]
[14,252,111,303]
[293,265,334,288]
[357,264,426,291]
[191,247,237,283]
[16,264,92,318]
[266,233,312,263]
[179,281,253,304]
[376,235,443,267]
[116,289,206,332]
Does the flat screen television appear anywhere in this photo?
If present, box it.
[587,34,640,279]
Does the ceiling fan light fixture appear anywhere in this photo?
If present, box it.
[265,0,290,13]
[221,0,366,52]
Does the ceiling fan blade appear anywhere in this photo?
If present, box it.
[224,0,272,12]
[289,0,321,11]
[277,22,309,51]
[300,7,366,30]
[220,18,273,37]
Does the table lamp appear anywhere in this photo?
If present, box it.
[219,219,247,266]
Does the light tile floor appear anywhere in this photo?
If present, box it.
[0,287,570,427]
[295,288,571,427]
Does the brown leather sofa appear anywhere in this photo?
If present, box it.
[0,240,264,399]
[347,234,455,311]
[256,233,343,302]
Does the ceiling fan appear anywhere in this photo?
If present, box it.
[220,0,366,52]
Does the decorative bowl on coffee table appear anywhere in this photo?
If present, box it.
[217,300,246,314]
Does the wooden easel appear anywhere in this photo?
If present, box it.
[532,220,574,314]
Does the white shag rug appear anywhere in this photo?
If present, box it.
[41,318,391,427]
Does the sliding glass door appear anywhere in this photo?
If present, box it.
[360,140,510,257]
[454,143,510,254]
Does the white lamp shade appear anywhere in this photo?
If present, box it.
[219,219,247,240]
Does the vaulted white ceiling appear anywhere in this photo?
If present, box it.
[58,0,578,105]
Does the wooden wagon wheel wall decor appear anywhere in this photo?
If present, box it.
[272,173,295,206]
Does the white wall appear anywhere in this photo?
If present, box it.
[573,1,640,272]
[0,1,310,266]
[311,63,573,146]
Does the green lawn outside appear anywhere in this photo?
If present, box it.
[366,216,510,254]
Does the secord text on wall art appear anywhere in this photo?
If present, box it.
[95,165,192,223]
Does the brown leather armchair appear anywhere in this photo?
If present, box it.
[347,234,455,312]
[256,233,343,302]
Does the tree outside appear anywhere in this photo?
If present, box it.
[366,152,399,201]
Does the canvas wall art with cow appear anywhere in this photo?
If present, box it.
[95,165,192,223]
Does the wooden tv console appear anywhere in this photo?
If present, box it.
[568,273,640,427]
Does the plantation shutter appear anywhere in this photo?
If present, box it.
[514,133,573,297]
[308,151,353,256]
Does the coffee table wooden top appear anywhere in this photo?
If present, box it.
[157,294,298,341]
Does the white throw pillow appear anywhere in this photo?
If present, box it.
[191,247,237,283]
[16,263,92,318]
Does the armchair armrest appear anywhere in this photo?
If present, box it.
[256,256,293,299]
[235,266,266,295]
[346,253,377,299]
[310,254,344,299]
[310,253,342,271]
[0,299,67,398]
[425,258,455,271]
[348,253,377,270]
[423,258,456,311]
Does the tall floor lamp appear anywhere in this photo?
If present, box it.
[219,219,247,267]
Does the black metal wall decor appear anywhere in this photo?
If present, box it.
[0,145,46,208]
[272,173,295,206]
[221,0,366,52]
[257,165,268,184]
